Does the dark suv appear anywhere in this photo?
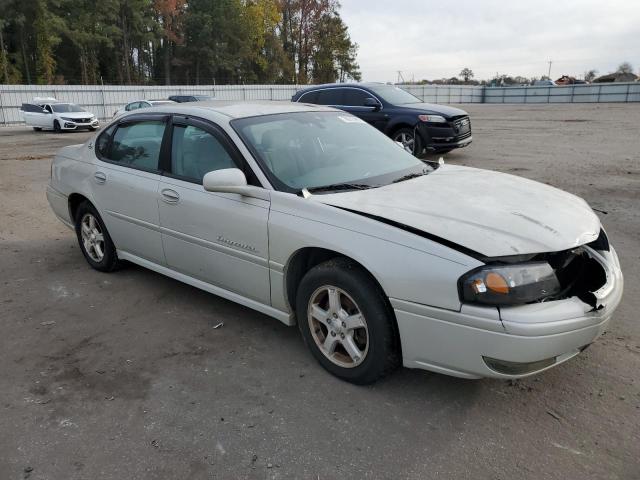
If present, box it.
[291,83,472,155]
[168,95,215,103]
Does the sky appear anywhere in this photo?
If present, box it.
[339,0,640,82]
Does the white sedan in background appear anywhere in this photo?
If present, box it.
[21,97,99,132]
[46,101,623,384]
[113,99,176,117]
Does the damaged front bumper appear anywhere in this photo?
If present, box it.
[392,245,623,379]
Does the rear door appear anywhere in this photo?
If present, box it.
[157,116,271,303]
[91,114,167,264]
[21,103,41,126]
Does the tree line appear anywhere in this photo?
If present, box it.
[407,63,637,87]
[0,0,361,85]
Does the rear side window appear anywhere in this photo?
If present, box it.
[343,89,370,106]
[298,91,319,104]
[96,124,116,158]
[99,120,165,171]
[316,89,344,105]
[171,124,236,183]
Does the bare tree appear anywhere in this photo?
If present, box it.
[584,69,597,82]
[616,62,633,74]
[459,67,473,83]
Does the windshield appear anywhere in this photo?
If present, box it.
[367,85,422,105]
[232,112,430,193]
[51,103,85,113]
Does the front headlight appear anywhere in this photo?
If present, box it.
[418,114,447,123]
[61,117,76,122]
[459,262,561,306]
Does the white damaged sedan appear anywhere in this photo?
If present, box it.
[46,101,623,384]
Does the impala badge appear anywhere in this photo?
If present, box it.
[217,235,258,253]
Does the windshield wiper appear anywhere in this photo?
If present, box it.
[392,171,428,183]
[305,183,374,194]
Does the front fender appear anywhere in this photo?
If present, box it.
[268,192,481,314]
[384,115,419,135]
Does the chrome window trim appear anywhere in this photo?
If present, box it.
[297,86,384,110]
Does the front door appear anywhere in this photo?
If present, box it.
[90,115,167,264]
[40,104,55,128]
[157,116,271,304]
[340,88,388,131]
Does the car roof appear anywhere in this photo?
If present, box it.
[294,82,388,94]
[149,100,337,119]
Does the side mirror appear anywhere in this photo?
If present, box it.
[203,168,269,200]
[364,97,381,110]
[42,109,49,114]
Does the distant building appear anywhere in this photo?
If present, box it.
[593,72,638,83]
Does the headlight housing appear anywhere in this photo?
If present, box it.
[459,262,561,306]
[418,114,447,123]
[61,117,76,122]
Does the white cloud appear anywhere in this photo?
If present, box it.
[339,0,640,82]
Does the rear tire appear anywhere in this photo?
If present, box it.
[53,120,62,133]
[296,258,400,384]
[74,201,121,272]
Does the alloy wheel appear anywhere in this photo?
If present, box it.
[394,131,415,152]
[307,285,369,368]
[80,213,105,262]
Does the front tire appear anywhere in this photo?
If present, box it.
[74,201,120,272]
[392,127,423,156]
[296,258,400,384]
[32,127,42,131]
[53,120,62,133]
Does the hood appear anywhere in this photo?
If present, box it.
[313,165,600,258]
[58,111,92,119]
[400,103,468,118]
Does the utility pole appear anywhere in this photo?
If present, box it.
[396,71,405,84]
[547,60,553,79]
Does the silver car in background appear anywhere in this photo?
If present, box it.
[46,101,623,384]
[112,99,176,118]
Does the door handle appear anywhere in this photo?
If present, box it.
[94,172,106,184]
[161,188,180,204]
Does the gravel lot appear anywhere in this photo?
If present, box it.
[1,104,638,480]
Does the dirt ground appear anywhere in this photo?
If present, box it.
[0,104,638,480]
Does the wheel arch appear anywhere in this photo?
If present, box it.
[283,246,402,355]
[68,193,92,223]
[385,118,418,137]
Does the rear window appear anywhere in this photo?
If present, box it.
[298,91,319,104]
[98,120,165,171]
